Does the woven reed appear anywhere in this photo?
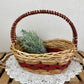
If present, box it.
[10,10,78,74]
[10,39,75,65]
[23,67,67,75]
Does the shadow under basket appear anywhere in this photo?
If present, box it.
[10,10,77,74]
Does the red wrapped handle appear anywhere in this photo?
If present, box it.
[11,10,77,47]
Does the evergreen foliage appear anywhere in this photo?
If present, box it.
[16,29,47,54]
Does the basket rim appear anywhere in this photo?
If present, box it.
[10,38,77,56]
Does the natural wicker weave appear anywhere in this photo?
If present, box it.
[10,10,77,74]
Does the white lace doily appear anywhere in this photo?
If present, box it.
[5,55,82,84]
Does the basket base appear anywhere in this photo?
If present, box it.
[22,67,67,75]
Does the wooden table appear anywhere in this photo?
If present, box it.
[0,51,84,84]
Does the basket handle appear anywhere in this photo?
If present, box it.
[11,10,77,47]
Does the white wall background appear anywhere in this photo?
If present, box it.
[0,0,84,52]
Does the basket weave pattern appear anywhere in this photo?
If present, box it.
[10,10,77,74]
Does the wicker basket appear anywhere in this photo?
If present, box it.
[10,10,77,74]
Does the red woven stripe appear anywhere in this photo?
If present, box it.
[19,61,71,70]
[46,48,62,52]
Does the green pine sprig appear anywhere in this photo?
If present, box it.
[16,29,47,54]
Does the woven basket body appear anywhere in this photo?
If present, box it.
[10,10,77,74]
